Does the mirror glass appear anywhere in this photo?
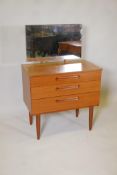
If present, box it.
[26,24,82,60]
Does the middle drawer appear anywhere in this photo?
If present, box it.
[31,81,100,99]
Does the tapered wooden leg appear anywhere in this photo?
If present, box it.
[36,115,40,140]
[89,106,94,130]
[76,109,79,117]
[29,112,33,125]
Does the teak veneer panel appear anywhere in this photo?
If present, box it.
[31,81,100,99]
[30,71,101,87]
[31,92,100,114]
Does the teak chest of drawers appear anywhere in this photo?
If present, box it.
[22,59,102,139]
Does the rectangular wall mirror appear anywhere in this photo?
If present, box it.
[25,24,82,60]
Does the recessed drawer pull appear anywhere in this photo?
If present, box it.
[56,75,80,80]
[56,85,80,90]
[56,97,79,103]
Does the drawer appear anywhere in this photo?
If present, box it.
[30,71,101,87]
[31,92,100,114]
[68,45,81,53]
[31,81,100,99]
[59,43,69,50]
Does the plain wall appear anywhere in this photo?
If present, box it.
[0,0,117,111]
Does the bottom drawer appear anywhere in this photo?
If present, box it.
[31,92,100,114]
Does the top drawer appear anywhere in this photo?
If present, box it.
[59,43,69,50]
[30,71,101,87]
[68,45,81,54]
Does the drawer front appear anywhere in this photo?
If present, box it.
[68,45,81,54]
[30,71,101,87]
[59,43,69,50]
[31,92,100,114]
[31,81,100,99]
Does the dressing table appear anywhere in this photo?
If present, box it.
[22,55,102,139]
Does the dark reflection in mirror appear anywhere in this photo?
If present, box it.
[26,24,82,58]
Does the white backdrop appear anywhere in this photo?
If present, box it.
[0,0,117,111]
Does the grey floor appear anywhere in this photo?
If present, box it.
[0,95,117,175]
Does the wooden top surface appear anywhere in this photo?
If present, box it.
[22,56,102,77]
